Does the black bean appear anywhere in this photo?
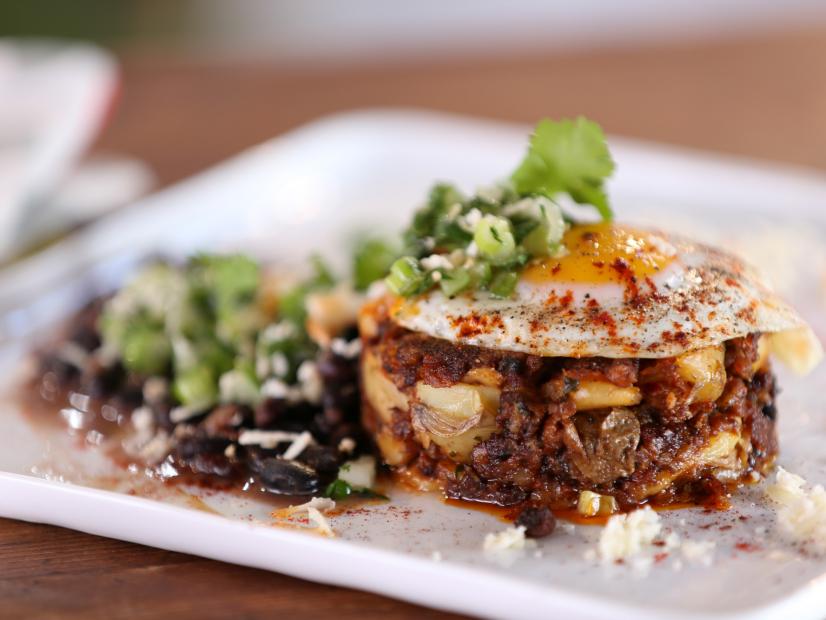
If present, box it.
[297,444,341,474]
[186,452,235,477]
[251,457,320,495]
[516,506,556,538]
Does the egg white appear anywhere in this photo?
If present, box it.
[390,227,821,372]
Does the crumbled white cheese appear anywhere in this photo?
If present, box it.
[338,437,356,454]
[465,241,479,258]
[224,443,237,458]
[339,455,376,489]
[272,497,336,537]
[680,540,716,566]
[430,271,443,282]
[306,507,334,537]
[280,497,336,515]
[597,506,661,563]
[281,430,314,461]
[765,467,826,552]
[330,338,362,359]
[260,321,298,344]
[260,378,294,400]
[457,208,483,233]
[270,352,289,377]
[255,354,270,379]
[218,370,260,405]
[420,254,454,271]
[297,360,323,404]
[483,526,530,552]
[238,429,303,449]
[169,405,204,424]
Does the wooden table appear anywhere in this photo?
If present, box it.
[4,26,826,619]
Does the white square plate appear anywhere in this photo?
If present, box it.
[3,110,826,620]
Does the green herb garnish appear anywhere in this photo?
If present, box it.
[323,479,388,501]
[511,117,615,221]
[383,116,615,299]
[100,252,336,408]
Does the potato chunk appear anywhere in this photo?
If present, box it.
[375,427,416,466]
[413,382,500,462]
[676,344,726,403]
[697,430,741,469]
[572,380,641,410]
[577,490,619,517]
[361,350,409,424]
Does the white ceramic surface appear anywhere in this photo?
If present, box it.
[3,110,826,620]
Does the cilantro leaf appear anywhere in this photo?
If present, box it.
[510,117,615,220]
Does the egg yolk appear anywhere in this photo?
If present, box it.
[521,224,676,285]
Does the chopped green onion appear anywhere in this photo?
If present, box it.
[385,257,425,296]
[439,268,471,297]
[489,270,519,298]
[522,200,566,256]
[468,260,492,288]
[474,215,516,264]
[121,324,171,375]
[173,364,218,408]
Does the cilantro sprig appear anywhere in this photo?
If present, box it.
[511,117,615,220]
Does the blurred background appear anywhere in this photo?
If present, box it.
[3,0,826,263]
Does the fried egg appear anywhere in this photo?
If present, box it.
[390,223,822,373]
